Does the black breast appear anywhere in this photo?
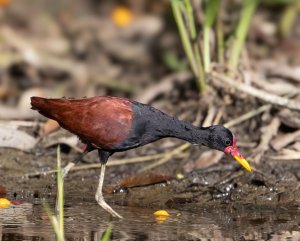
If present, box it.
[114,101,171,151]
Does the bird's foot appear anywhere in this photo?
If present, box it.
[95,193,123,219]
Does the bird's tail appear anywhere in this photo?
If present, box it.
[31,96,67,120]
[31,96,48,110]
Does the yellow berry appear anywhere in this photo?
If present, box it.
[111,6,134,27]
[0,198,11,208]
[153,210,170,216]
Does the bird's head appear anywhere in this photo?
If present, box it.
[205,125,252,172]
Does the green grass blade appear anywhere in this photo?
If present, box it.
[279,1,300,38]
[171,0,206,92]
[203,0,220,72]
[171,0,198,76]
[57,145,64,239]
[184,0,197,40]
[44,202,65,241]
[184,0,206,91]
[229,0,259,69]
[101,225,113,241]
[204,0,220,27]
[216,8,224,64]
[194,42,205,91]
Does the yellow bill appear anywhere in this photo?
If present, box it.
[233,155,252,172]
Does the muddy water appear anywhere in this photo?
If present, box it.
[1,176,300,241]
[1,149,300,240]
[1,199,299,240]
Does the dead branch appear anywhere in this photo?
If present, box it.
[250,117,281,164]
[211,71,300,110]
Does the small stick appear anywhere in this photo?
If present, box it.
[211,71,300,110]
[268,154,300,161]
[22,153,170,177]
[224,105,271,128]
[202,105,216,127]
[139,143,190,172]
[250,117,280,164]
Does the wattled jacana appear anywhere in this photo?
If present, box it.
[31,96,252,218]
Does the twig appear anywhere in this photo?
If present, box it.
[211,71,300,110]
[224,105,271,128]
[202,105,217,127]
[22,153,170,177]
[139,143,190,172]
[268,154,300,161]
[250,117,280,164]
[213,108,224,125]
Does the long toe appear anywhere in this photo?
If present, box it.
[95,194,123,218]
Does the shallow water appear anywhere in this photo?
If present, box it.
[1,199,299,241]
[1,148,299,240]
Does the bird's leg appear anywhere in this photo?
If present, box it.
[95,150,122,218]
[61,144,94,179]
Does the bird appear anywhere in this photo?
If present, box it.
[31,96,252,218]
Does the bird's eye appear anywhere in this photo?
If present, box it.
[225,139,231,146]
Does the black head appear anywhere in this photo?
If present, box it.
[197,125,252,172]
[205,125,234,152]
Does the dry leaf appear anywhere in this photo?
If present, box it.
[106,173,173,193]
[0,127,38,151]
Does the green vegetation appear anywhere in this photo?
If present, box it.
[44,145,65,241]
[170,0,259,91]
[171,0,205,92]
[279,1,300,37]
[229,0,259,69]
[170,0,299,87]
[44,145,112,241]
[203,0,220,72]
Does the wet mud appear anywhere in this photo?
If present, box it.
[1,148,299,240]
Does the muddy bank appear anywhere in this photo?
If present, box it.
[1,148,299,210]
[1,147,300,240]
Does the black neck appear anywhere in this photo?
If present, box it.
[158,117,209,146]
